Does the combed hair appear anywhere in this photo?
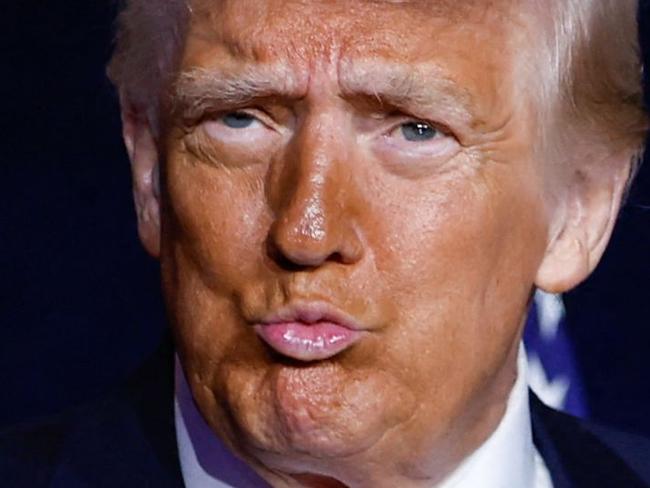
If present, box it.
[107,0,647,161]
[528,0,647,166]
[107,0,189,126]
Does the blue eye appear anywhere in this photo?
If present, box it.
[400,122,438,142]
[221,112,256,129]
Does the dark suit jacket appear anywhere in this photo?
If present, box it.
[2,337,649,488]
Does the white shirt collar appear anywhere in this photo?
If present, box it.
[174,345,553,488]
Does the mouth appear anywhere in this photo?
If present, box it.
[253,303,365,362]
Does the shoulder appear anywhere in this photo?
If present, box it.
[0,413,71,487]
[0,390,149,488]
[586,421,650,477]
[531,393,650,487]
[0,336,183,488]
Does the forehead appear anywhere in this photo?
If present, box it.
[185,0,521,63]
[180,0,529,124]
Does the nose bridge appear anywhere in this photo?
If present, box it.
[284,161,329,247]
[269,112,361,268]
[289,117,339,233]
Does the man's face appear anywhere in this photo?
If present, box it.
[159,0,549,483]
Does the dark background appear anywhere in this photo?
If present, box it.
[1,2,650,437]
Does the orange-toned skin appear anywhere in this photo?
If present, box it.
[121,1,631,487]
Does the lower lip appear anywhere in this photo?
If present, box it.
[254,322,362,361]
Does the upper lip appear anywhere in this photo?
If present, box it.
[256,301,366,331]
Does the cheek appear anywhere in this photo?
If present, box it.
[371,175,508,300]
[366,162,547,382]
[161,149,268,287]
[159,148,270,357]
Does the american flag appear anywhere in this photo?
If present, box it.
[524,291,588,418]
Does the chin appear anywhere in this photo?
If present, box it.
[209,356,417,462]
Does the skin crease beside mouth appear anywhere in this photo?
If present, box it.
[121,0,628,486]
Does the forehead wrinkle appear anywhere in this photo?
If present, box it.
[338,59,477,123]
[172,64,304,115]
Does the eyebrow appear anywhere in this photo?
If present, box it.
[172,60,477,125]
[338,59,477,125]
[172,64,302,119]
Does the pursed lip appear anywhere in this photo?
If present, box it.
[252,301,366,362]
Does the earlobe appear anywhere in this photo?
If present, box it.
[535,160,631,293]
[535,224,590,294]
[120,98,161,258]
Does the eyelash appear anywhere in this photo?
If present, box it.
[386,111,453,136]
[195,107,456,146]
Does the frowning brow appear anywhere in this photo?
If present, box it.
[172,65,301,119]
[172,60,477,124]
[339,60,476,124]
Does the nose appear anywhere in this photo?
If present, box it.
[267,119,364,270]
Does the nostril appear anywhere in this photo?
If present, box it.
[266,237,313,271]
[279,255,311,272]
[265,234,349,270]
[265,210,364,270]
[328,251,345,264]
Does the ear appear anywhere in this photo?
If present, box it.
[535,154,632,293]
[120,96,161,258]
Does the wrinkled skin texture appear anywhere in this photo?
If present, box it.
[122,1,630,487]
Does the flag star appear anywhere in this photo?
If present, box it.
[535,290,565,341]
[527,353,570,410]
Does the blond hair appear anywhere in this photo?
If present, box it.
[107,0,189,126]
[528,0,647,165]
